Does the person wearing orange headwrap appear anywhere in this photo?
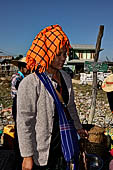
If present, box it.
[17,25,87,170]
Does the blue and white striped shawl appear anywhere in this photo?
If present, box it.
[35,71,79,170]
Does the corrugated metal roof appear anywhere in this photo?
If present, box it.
[71,44,95,50]
[0,52,11,56]
[0,58,5,63]
[0,49,14,57]
[0,56,13,59]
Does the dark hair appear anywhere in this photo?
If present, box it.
[18,62,26,69]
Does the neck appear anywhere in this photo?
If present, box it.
[47,67,61,85]
[47,66,57,75]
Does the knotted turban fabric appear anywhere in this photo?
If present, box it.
[26,24,70,73]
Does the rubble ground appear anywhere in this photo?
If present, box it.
[0,77,112,133]
[72,79,112,127]
[0,77,12,108]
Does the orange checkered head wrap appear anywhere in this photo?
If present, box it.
[26,24,70,73]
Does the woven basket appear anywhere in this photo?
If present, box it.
[88,126,104,144]
[85,141,106,157]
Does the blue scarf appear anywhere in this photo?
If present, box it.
[35,71,79,170]
[18,71,24,79]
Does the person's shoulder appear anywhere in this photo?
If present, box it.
[20,73,34,83]
[23,73,35,80]
[60,69,71,80]
[19,73,39,87]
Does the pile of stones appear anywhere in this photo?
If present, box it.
[73,82,112,128]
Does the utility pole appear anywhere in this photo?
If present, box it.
[88,25,104,124]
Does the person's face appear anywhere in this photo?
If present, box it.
[50,47,67,70]
[20,67,28,75]
[23,67,28,74]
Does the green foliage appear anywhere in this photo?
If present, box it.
[14,54,23,60]
[110,66,113,73]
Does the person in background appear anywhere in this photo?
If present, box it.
[11,57,28,121]
[102,74,113,170]
[102,74,113,115]
[11,57,28,170]
[17,24,88,170]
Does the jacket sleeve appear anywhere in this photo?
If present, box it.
[17,74,39,157]
[67,78,82,130]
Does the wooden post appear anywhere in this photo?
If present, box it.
[88,25,104,124]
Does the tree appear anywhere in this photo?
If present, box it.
[15,55,23,60]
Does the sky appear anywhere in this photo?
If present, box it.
[0,0,113,61]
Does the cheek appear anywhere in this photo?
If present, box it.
[52,58,59,64]
[24,68,27,73]
[51,59,60,68]
[55,58,60,63]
